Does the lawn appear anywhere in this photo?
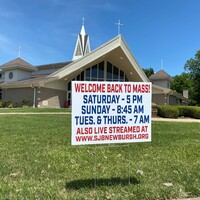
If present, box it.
[0,114,199,199]
[0,108,71,113]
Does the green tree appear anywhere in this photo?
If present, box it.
[170,72,191,94]
[170,72,195,105]
[184,50,200,105]
[143,67,154,78]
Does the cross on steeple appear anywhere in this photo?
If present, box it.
[18,46,22,58]
[82,17,85,25]
[115,19,123,35]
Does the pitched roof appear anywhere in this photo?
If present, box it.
[152,84,189,102]
[35,61,72,70]
[0,75,58,88]
[51,35,149,82]
[149,70,172,81]
[1,58,32,67]
[1,58,37,72]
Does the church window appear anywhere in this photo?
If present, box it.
[120,70,124,81]
[80,71,84,81]
[9,72,13,79]
[98,61,104,81]
[91,65,97,81]
[113,65,119,81]
[106,62,112,81]
[67,61,129,94]
[67,81,71,90]
[77,74,81,81]
[86,68,91,81]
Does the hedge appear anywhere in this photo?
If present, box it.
[0,99,31,108]
[157,105,200,119]
[157,105,179,118]
[177,106,200,119]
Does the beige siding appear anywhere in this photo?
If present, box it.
[169,96,181,105]
[152,94,168,105]
[37,88,66,108]
[2,88,34,106]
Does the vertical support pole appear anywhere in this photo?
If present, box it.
[128,144,131,185]
[94,145,97,188]
[33,87,36,108]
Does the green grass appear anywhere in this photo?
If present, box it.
[0,108,71,113]
[0,115,199,199]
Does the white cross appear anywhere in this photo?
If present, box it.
[115,20,123,35]
[82,17,85,25]
[18,46,22,58]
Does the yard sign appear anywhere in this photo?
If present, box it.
[71,81,151,145]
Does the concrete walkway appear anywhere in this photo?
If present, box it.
[0,112,71,115]
[152,117,200,123]
[172,198,200,200]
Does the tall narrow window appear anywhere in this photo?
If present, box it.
[76,74,80,81]
[120,70,124,81]
[86,68,90,81]
[98,61,104,81]
[91,64,97,81]
[107,62,112,81]
[113,65,119,81]
[67,81,71,90]
[80,71,84,81]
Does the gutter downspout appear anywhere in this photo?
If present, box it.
[31,84,36,108]
[33,87,36,108]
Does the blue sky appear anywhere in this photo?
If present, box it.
[1,0,200,76]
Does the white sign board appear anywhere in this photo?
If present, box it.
[71,81,152,145]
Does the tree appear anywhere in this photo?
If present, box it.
[184,50,200,105]
[170,72,191,94]
[170,72,195,105]
[143,67,154,78]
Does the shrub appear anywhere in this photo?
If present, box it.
[177,106,200,119]
[5,101,11,108]
[193,107,200,119]
[158,105,179,118]
[0,101,6,108]
[22,99,31,106]
[152,105,158,116]
[13,102,19,108]
[0,100,11,108]
[8,103,14,108]
[176,106,185,116]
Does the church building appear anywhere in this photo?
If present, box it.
[0,23,188,107]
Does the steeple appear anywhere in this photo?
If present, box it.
[72,18,91,61]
